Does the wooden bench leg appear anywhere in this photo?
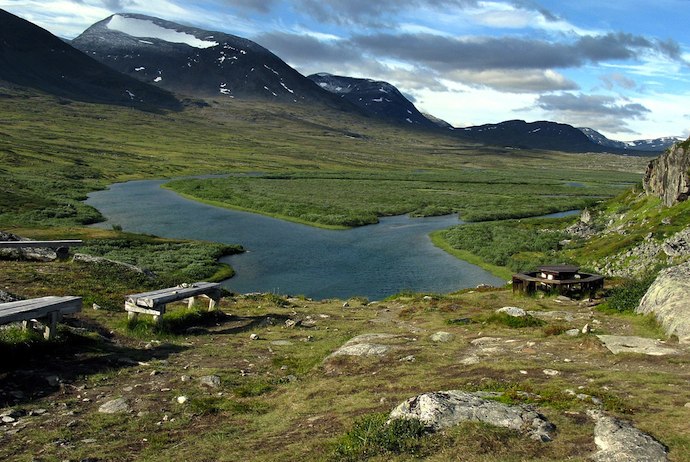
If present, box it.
[187,297,195,309]
[127,311,139,321]
[152,314,161,325]
[44,311,59,340]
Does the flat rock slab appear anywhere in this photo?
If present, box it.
[597,335,678,356]
[327,333,410,359]
[588,410,669,461]
[98,398,130,414]
[390,390,556,442]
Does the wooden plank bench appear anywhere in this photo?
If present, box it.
[0,296,82,340]
[125,282,222,324]
[0,240,83,260]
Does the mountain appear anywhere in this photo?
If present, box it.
[307,73,440,128]
[457,120,619,153]
[72,14,351,108]
[579,127,683,153]
[0,9,180,109]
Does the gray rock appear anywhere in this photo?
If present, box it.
[98,398,130,414]
[565,329,580,337]
[199,375,221,388]
[643,141,690,207]
[596,335,678,356]
[390,390,555,442]
[636,261,690,343]
[496,306,527,317]
[430,331,454,343]
[588,410,669,461]
[72,253,156,278]
[0,231,57,261]
[0,290,21,303]
[330,343,390,357]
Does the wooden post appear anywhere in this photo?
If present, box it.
[127,311,138,321]
[44,311,59,340]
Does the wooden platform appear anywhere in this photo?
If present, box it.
[0,296,83,340]
[125,282,222,323]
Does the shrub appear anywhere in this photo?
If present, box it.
[331,413,428,461]
[607,274,657,312]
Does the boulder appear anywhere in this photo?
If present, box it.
[643,140,690,207]
[390,391,555,442]
[199,375,221,388]
[588,410,669,461]
[327,334,401,359]
[0,231,57,261]
[496,307,527,317]
[636,261,690,343]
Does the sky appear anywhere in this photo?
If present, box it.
[2,0,689,140]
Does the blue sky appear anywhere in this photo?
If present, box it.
[1,0,689,140]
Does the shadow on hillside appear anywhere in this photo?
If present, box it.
[211,313,294,335]
[0,327,190,409]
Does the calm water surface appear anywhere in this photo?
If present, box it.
[86,179,507,300]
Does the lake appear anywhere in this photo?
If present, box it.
[86,179,507,300]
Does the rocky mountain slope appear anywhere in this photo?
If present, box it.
[0,9,180,109]
[307,73,441,128]
[72,14,353,109]
[580,127,682,154]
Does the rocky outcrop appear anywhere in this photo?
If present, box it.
[643,139,690,206]
[588,410,669,461]
[0,231,58,262]
[636,261,690,343]
[389,390,556,442]
[72,253,156,278]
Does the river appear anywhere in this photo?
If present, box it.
[86,179,508,300]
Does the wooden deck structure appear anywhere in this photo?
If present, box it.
[0,296,83,340]
[512,265,604,298]
[125,282,222,323]
[0,240,83,260]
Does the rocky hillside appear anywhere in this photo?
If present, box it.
[72,14,353,109]
[644,138,690,206]
[0,9,180,109]
[579,127,682,154]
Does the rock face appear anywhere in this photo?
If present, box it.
[588,410,669,461]
[636,261,690,343]
[643,139,690,206]
[389,391,556,442]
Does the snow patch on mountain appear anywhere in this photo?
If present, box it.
[106,15,218,48]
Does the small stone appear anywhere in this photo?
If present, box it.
[46,375,60,387]
[460,356,480,366]
[180,375,191,382]
[2,416,16,424]
[430,331,454,343]
[342,302,349,308]
[285,319,298,328]
[98,398,130,414]
[519,370,528,375]
[250,333,259,340]
[199,375,221,388]
[92,303,101,310]
[543,369,560,377]
[565,329,580,337]
[496,306,527,317]
[81,438,97,444]
[29,409,47,416]
[684,402,690,409]
[582,324,591,334]
[176,396,188,404]
[399,355,416,362]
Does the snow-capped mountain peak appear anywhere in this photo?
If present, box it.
[106,14,218,48]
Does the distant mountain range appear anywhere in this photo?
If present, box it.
[72,14,352,110]
[579,128,683,153]
[0,9,180,109]
[1,9,681,154]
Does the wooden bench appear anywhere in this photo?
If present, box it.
[0,296,82,340]
[0,240,83,260]
[125,282,222,323]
